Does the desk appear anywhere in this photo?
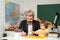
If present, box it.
[1,36,58,40]
[0,31,59,40]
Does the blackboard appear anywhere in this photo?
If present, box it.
[37,4,60,25]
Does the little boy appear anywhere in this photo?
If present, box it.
[32,21,49,38]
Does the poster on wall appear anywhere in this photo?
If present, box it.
[5,0,20,25]
[5,0,26,32]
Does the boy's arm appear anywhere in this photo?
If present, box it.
[35,29,49,35]
[31,30,38,34]
[34,30,40,34]
[41,29,49,35]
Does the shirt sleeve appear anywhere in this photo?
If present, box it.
[18,21,24,30]
[45,29,49,33]
[35,29,40,34]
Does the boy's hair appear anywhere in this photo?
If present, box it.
[40,21,48,29]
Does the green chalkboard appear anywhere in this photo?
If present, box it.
[37,4,60,26]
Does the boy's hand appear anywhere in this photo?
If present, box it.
[31,31,35,34]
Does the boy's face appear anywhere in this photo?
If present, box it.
[40,24,45,30]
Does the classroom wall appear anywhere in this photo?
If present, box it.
[23,0,37,19]
[9,0,37,20]
[0,0,5,38]
[23,0,60,19]
[5,0,60,20]
[37,0,60,5]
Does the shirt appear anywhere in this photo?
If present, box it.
[28,24,33,36]
[35,29,49,38]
